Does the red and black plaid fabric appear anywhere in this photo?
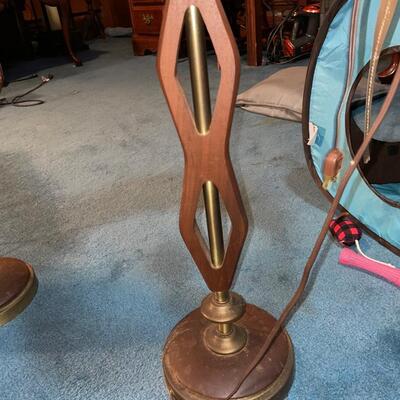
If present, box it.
[329,214,362,246]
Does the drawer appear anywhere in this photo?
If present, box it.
[131,6,163,35]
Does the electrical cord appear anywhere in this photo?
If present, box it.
[272,53,309,65]
[224,39,400,400]
[0,74,53,107]
[264,7,298,64]
[9,73,39,83]
[262,0,272,12]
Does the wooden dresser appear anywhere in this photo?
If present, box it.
[129,0,165,56]
[128,0,310,64]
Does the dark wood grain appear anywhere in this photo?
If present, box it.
[129,0,164,55]
[42,0,83,65]
[157,0,248,292]
[246,0,263,66]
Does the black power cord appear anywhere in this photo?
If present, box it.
[0,74,54,107]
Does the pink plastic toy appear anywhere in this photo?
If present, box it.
[339,247,400,288]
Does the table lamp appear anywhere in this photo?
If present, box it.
[157,0,294,399]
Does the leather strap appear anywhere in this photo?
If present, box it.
[335,0,360,148]
[364,0,398,163]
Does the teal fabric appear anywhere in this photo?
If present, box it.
[308,0,400,250]
[373,184,400,203]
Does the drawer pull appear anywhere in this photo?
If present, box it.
[142,13,154,25]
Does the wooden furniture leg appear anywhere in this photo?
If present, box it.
[84,0,105,39]
[246,0,263,66]
[0,63,4,92]
[0,3,4,88]
[43,0,83,66]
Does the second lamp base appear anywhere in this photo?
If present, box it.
[163,304,294,400]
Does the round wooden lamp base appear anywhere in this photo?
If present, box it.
[163,305,294,400]
[0,258,38,326]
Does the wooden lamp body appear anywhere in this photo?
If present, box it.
[157,1,294,399]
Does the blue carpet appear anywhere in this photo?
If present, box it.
[0,38,399,400]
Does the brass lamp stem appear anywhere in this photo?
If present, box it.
[185,5,236,344]
[185,5,224,269]
[214,291,229,303]
[215,291,231,336]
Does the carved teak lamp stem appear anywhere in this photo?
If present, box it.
[157,1,294,399]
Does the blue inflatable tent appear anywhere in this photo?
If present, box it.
[303,0,400,255]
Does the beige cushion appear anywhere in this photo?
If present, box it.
[237,67,307,122]
[236,66,388,122]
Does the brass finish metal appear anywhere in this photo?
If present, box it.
[217,322,232,335]
[214,291,229,303]
[202,181,224,268]
[185,5,212,136]
[218,323,232,336]
[142,13,154,25]
[214,291,233,337]
[163,305,294,400]
[0,261,38,326]
[204,323,247,354]
[201,292,246,353]
[185,6,225,269]
[201,292,245,323]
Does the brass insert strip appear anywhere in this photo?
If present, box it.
[185,5,211,136]
[203,181,224,268]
